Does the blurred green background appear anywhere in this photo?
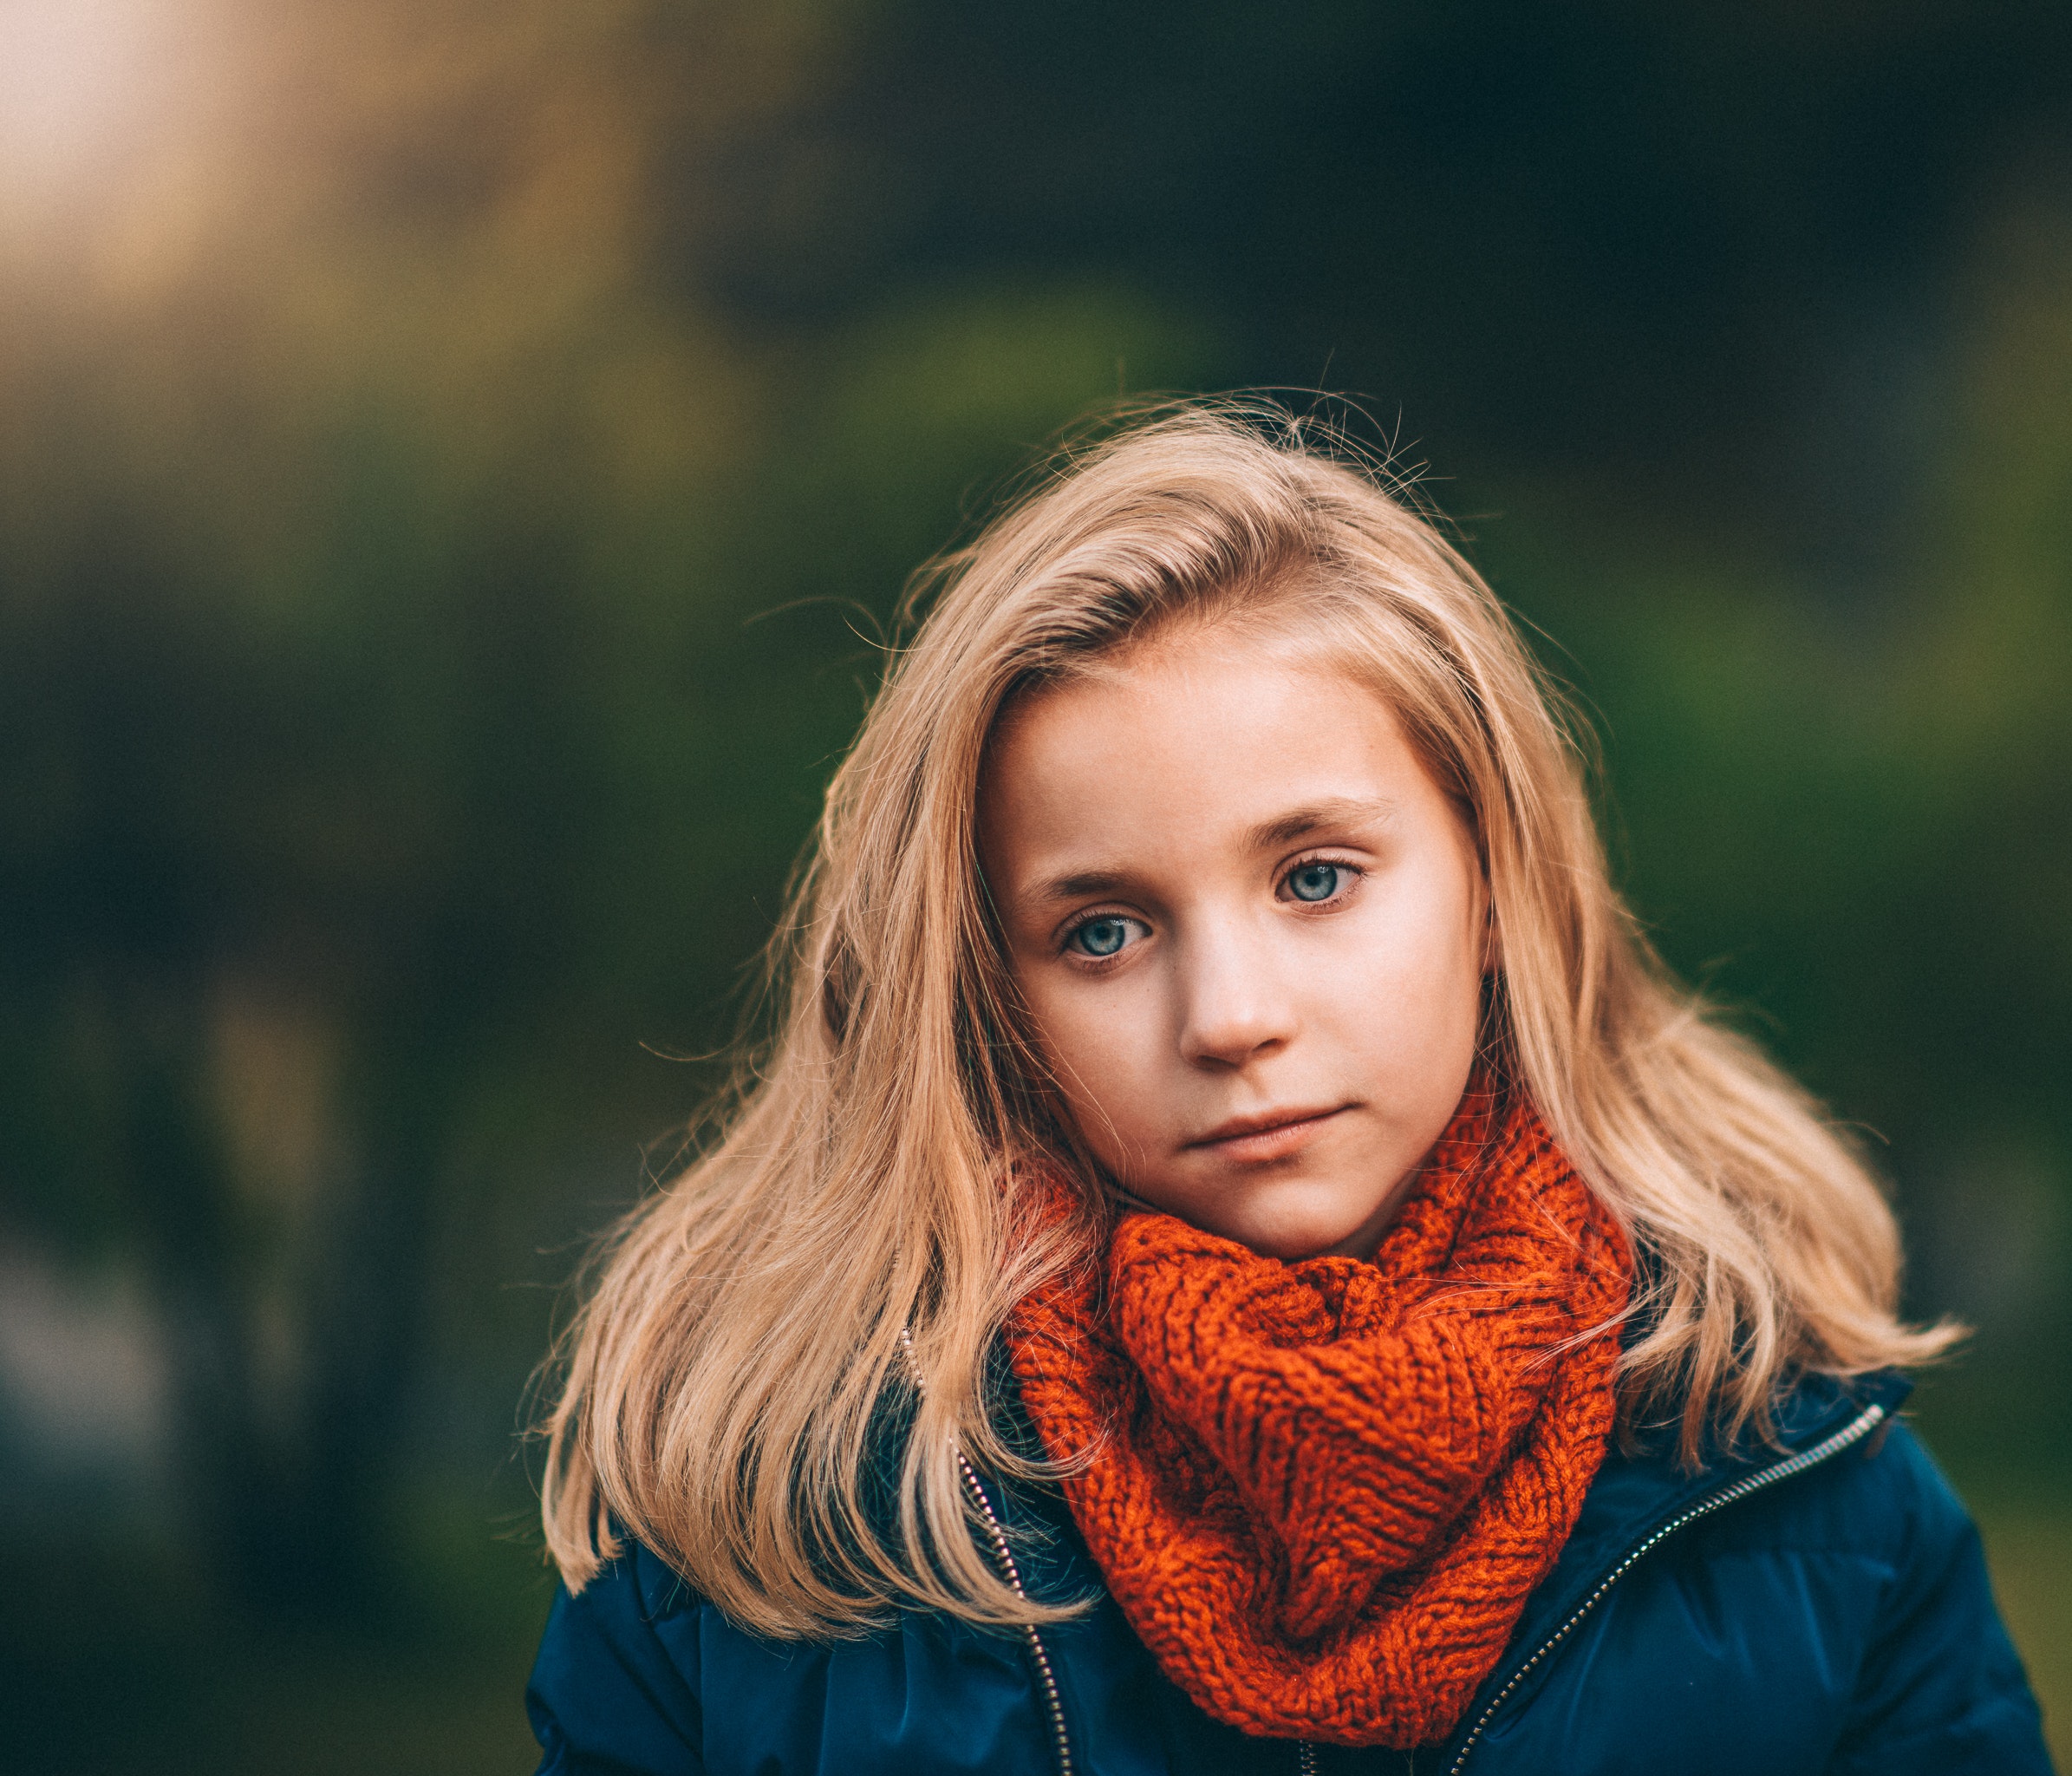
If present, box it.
[0,2,2067,1768]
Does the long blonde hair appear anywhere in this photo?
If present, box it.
[538,401,1954,1636]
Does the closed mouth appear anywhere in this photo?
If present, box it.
[1187,1105,1348,1151]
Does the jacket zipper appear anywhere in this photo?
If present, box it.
[897,1330,1074,1776]
[959,1454,1076,1776]
[1442,1401,1890,1774]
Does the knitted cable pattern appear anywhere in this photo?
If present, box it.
[1008,1084,1630,1747]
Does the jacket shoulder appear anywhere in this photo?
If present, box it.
[526,1546,707,1775]
[526,1537,1073,1776]
[1819,1423,2052,1773]
[1442,1379,2051,1775]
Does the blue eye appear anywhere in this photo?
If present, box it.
[1287,862,1343,903]
[1067,916,1140,958]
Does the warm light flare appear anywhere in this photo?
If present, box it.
[0,0,175,186]
[0,0,271,297]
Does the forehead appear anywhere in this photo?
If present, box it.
[978,633,1443,885]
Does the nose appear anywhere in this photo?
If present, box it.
[1176,915,1296,1069]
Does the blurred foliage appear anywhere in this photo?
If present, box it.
[0,0,2067,1764]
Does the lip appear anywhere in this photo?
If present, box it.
[1185,1104,1350,1163]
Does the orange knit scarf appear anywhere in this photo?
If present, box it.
[1007,1084,1631,1748]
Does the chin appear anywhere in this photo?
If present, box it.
[1137,1175,1383,1263]
[1226,1208,1368,1264]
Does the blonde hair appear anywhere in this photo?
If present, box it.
[538,400,1955,1636]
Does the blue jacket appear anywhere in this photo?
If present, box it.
[527,1368,2051,1774]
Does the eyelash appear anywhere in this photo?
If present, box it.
[1058,909,1148,966]
[1054,853,1365,963]
[1279,851,1365,906]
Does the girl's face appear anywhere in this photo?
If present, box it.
[981,629,1489,1262]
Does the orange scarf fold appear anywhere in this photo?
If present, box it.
[1007,1085,1631,1748]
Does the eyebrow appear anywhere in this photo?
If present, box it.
[1245,795,1397,852]
[1022,797,1396,906]
[1029,867,1134,904]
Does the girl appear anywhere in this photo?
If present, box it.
[527,405,2050,1773]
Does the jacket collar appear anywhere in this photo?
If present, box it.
[1467,1367,1914,1715]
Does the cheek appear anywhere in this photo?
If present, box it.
[1022,978,1160,1143]
[1335,866,1485,1055]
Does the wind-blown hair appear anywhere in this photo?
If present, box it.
[538,401,1955,1636]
